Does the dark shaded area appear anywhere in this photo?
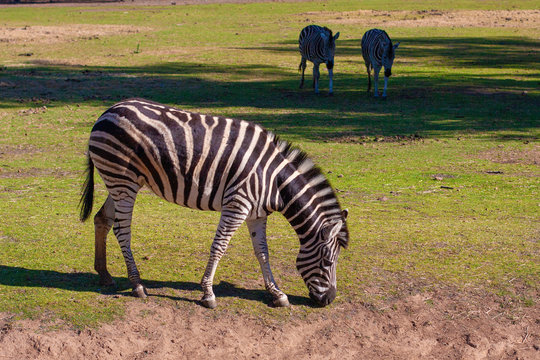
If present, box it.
[0,265,313,306]
[0,36,538,140]
[263,36,540,70]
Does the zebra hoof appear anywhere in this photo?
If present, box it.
[200,297,217,309]
[272,295,290,308]
[328,92,334,97]
[132,284,148,298]
[99,273,115,287]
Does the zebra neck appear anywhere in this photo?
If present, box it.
[277,168,340,243]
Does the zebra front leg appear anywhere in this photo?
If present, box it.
[299,58,307,89]
[382,76,389,98]
[313,63,320,94]
[200,208,247,309]
[246,218,289,307]
[328,67,334,96]
[373,67,380,98]
[112,195,147,298]
[94,195,115,286]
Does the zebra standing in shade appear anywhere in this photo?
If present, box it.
[298,25,340,95]
[80,98,349,308]
[361,29,400,98]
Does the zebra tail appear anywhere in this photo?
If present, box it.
[79,154,95,222]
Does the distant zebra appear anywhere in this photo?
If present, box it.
[361,29,400,98]
[298,25,340,95]
[80,98,349,308]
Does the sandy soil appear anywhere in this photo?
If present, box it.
[1,287,539,359]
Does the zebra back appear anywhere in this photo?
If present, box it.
[88,99,283,215]
[299,25,338,65]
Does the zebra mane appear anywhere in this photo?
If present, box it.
[381,30,394,57]
[272,135,349,248]
[387,39,395,57]
[322,26,334,45]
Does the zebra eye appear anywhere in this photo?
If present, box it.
[322,257,332,268]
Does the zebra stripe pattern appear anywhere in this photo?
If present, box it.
[298,25,340,94]
[361,28,400,98]
[80,98,349,308]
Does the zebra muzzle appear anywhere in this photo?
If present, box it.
[309,285,336,307]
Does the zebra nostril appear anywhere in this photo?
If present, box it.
[309,291,324,306]
[325,286,336,304]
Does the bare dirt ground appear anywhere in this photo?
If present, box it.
[1,287,539,359]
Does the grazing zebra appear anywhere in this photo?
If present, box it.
[361,29,400,98]
[298,25,340,95]
[80,98,349,308]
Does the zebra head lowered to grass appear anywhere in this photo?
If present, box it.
[298,25,340,95]
[79,98,349,308]
[361,29,400,98]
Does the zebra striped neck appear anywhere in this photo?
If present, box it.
[275,141,348,247]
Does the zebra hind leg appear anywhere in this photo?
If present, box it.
[299,58,307,89]
[313,63,320,94]
[366,64,372,94]
[247,218,289,307]
[93,195,115,286]
[112,193,147,298]
[200,207,247,309]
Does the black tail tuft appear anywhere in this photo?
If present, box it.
[79,155,95,222]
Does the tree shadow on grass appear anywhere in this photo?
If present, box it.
[0,265,313,307]
[0,52,537,140]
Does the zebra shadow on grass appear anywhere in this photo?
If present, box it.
[0,265,314,307]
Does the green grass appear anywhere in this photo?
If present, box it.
[0,0,538,326]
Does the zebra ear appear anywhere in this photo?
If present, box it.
[334,32,340,41]
[342,209,348,220]
[393,42,400,50]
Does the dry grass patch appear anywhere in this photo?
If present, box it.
[0,24,152,44]
[476,144,540,166]
[300,10,540,29]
